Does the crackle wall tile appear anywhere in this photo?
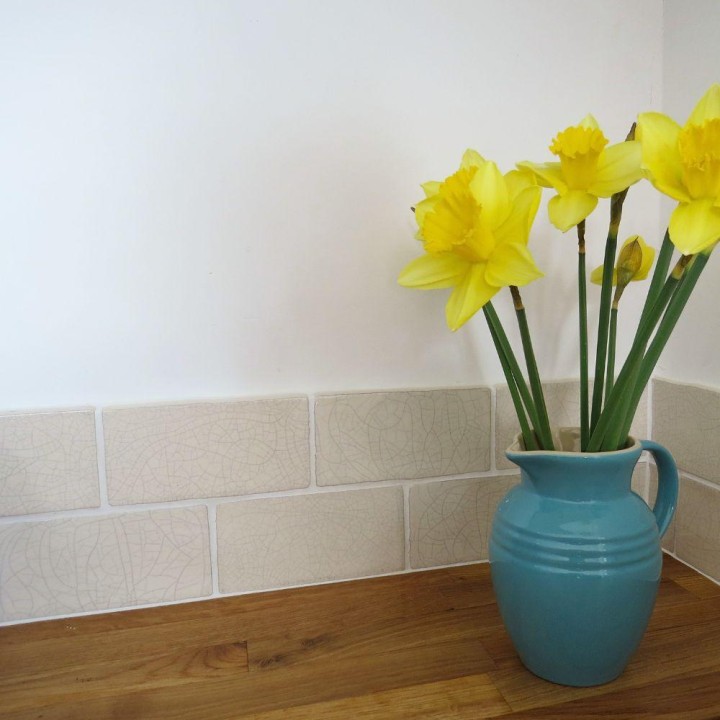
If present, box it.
[674,475,720,582]
[653,379,720,486]
[495,381,648,470]
[104,398,310,504]
[0,410,100,517]
[217,487,405,593]
[409,474,518,569]
[0,506,211,622]
[315,389,491,486]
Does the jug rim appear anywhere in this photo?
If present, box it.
[507,427,641,457]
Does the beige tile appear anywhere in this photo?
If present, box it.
[495,380,648,469]
[653,379,720,486]
[217,487,405,593]
[0,506,211,622]
[315,389,491,486]
[674,475,720,582]
[0,410,100,517]
[104,398,310,504]
[409,474,518,569]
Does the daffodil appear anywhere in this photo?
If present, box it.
[636,84,720,255]
[590,235,655,287]
[519,116,643,232]
[399,150,543,331]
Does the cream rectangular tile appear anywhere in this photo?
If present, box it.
[653,379,720,486]
[315,389,491,486]
[104,398,310,504]
[409,475,518,569]
[674,474,720,582]
[495,380,648,469]
[217,487,405,593]
[0,409,100,517]
[0,506,211,622]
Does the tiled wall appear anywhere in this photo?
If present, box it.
[0,379,714,626]
[651,378,720,583]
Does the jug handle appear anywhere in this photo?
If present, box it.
[640,440,679,539]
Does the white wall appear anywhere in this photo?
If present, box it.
[656,0,720,386]
[0,0,663,409]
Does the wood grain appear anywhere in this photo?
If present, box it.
[0,555,718,719]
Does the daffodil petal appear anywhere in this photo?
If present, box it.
[548,191,598,232]
[636,112,690,202]
[414,195,439,230]
[669,199,720,255]
[590,264,617,286]
[421,181,441,198]
[494,186,541,246]
[579,114,600,130]
[445,263,497,331]
[484,241,543,288]
[461,149,486,169]
[688,84,720,125]
[468,160,510,227]
[517,161,567,193]
[398,253,468,289]
[589,141,643,197]
[504,168,537,200]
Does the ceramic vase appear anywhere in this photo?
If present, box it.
[489,428,678,687]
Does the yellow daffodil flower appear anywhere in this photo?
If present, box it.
[590,235,655,286]
[519,116,643,232]
[636,84,720,255]
[399,150,543,331]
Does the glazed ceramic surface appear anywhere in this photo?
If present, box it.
[489,428,678,687]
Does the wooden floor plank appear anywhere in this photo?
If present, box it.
[241,674,512,720]
[496,669,720,719]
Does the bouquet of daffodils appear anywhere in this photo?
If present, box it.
[399,85,720,453]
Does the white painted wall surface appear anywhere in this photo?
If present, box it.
[656,0,720,387]
[0,0,663,409]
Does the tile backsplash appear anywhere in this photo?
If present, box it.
[0,379,717,624]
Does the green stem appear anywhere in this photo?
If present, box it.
[590,130,634,433]
[588,255,691,451]
[590,216,619,429]
[605,306,618,404]
[577,220,589,450]
[484,308,537,450]
[615,253,709,446]
[639,230,674,329]
[510,287,555,451]
[483,302,547,449]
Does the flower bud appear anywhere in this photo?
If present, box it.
[616,236,644,288]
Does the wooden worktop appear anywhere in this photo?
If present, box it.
[1,554,719,719]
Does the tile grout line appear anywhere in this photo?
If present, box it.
[489,385,497,473]
[308,394,318,489]
[207,502,221,596]
[403,484,411,570]
[94,408,110,509]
